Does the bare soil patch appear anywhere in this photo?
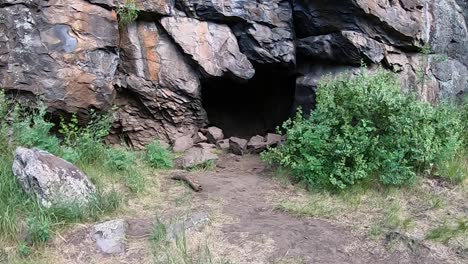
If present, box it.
[12,154,466,264]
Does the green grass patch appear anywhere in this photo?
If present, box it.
[150,216,228,264]
[426,218,468,243]
[0,90,150,255]
[186,160,216,172]
[145,140,174,169]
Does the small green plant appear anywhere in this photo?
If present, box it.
[151,217,168,245]
[145,140,174,169]
[122,167,145,193]
[186,160,216,172]
[262,69,465,190]
[105,148,137,171]
[18,242,31,257]
[426,218,468,243]
[116,0,139,26]
[380,201,413,231]
[26,216,51,244]
[13,104,60,154]
[59,110,114,165]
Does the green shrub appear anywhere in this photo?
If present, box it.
[26,215,51,244]
[116,0,139,26]
[145,141,174,169]
[18,243,31,257]
[262,69,465,190]
[59,111,114,165]
[105,148,137,171]
[13,105,60,154]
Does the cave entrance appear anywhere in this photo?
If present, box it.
[201,68,296,138]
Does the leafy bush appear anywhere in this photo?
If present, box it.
[26,215,51,244]
[59,111,114,165]
[262,69,465,190]
[116,0,139,26]
[13,105,61,154]
[105,148,137,171]
[145,141,174,169]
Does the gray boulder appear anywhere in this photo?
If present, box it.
[172,134,194,153]
[179,145,218,169]
[229,137,248,155]
[205,127,224,143]
[216,139,230,151]
[192,132,208,144]
[265,133,283,147]
[247,135,267,154]
[160,16,255,80]
[12,147,96,208]
[93,219,128,255]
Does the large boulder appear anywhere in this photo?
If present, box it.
[229,137,248,155]
[160,16,255,80]
[12,147,96,208]
[176,0,296,67]
[178,145,218,169]
[112,21,206,149]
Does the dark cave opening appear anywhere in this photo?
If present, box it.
[201,68,296,138]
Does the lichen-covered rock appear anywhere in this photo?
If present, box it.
[429,0,468,68]
[93,219,128,255]
[12,147,96,208]
[160,16,255,80]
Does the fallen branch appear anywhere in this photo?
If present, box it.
[170,173,202,192]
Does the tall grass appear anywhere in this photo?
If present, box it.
[0,91,132,252]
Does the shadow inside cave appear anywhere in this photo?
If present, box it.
[201,68,296,138]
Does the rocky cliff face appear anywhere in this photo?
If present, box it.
[1,0,467,148]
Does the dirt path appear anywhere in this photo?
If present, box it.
[191,155,447,264]
[46,154,458,264]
